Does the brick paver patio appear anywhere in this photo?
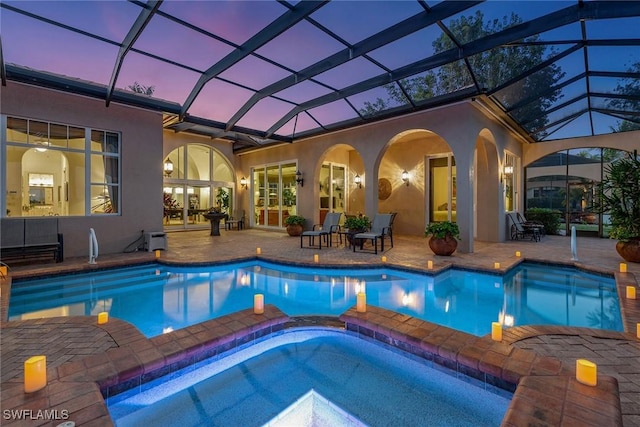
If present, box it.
[1,229,639,426]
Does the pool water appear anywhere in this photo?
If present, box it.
[107,329,511,426]
[8,261,622,337]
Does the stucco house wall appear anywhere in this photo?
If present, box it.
[1,82,163,258]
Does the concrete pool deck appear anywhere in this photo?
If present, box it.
[1,230,639,426]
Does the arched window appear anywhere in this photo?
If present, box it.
[163,144,234,228]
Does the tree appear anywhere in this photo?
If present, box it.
[608,61,640,132]
[128,81,155,96]
[360,11,565,139]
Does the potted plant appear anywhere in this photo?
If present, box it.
[284,215,305,236]
[425,221,460,256]
[344,215,371,231]
[593,152,640,262]
[344,215,371,247]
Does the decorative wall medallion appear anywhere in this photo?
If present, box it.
[378,178,392,200]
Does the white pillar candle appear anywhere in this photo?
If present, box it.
[155,250,160,259]
[97,312,109,324]
[356,293,366,313]
[254,294,264,314]
[515,251,521,257]
[491,322,502,341]
[256,247,261,255]
[620,263,627,273]
[626,286,636,300]
[494,262,500,269]
[576,359,597,386]
[427,260,433,270]
[24,356,47,393]
[314,254,319,263]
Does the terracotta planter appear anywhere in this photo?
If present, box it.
[286,224,303,236]
[428,235,458,256]
[616,237,640,263]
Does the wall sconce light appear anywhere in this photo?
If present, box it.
[401,170,410,186]
[240,176,248,189]
[295,170,304,187]
[354,174,362,189]
[163,158,174,177]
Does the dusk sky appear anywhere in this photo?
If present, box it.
[2,1,639,141]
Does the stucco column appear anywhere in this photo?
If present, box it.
[453,150,475,254]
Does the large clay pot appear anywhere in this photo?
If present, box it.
[428,235,458,256]
[616,237,640,263]
[286,224,303,237]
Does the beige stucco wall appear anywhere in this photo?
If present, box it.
[1,82,163,258]
[237,101,524,252]
[3,82,568,257]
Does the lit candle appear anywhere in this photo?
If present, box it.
[155,250,160,259]
[254,294,264,314]
[256,247,261,255]
[356,292,366,313]
[97,312,109,324]
[427,260,433,270]
[637,323,640,339]
[491,322,502,341]
[576,359,597,386]
[620,263,627,273]
[24,355,47,393]
[381,256,387,263]
[314,254,319,263]
[494,262,500,269]
[515,251,521,257]
[0,265,7,277]
[627,286,637,300]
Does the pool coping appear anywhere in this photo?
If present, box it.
[2,304,633,426]
[1,259,637,426]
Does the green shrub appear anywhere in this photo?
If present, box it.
[525,208,561,235]
[425,221,460,239]
[284,215,305,226]
[345,216,371,230]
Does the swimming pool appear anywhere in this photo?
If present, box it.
[8,261,622,337]
[107,328,511,426]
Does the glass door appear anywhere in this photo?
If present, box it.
[252,162,298,228]
[319,162,346,225]
[428,155,456,223]
[253,168,266,226]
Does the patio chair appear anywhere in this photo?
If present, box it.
[381,212,397,249]
[352,213,394,254]
[508,212,540,242]
[517,212,545,236]
[225,210,245,230]
[300,212,342,249]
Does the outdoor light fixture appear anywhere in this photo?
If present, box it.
[163,158,174,177]
[240,176,248,189]
[501,164,513,183]
[295,170,304,187]
[354,174,362,189]
[401,170,409,186]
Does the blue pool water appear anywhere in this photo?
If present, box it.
[8,261,622,337]
[107,329,511,426]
